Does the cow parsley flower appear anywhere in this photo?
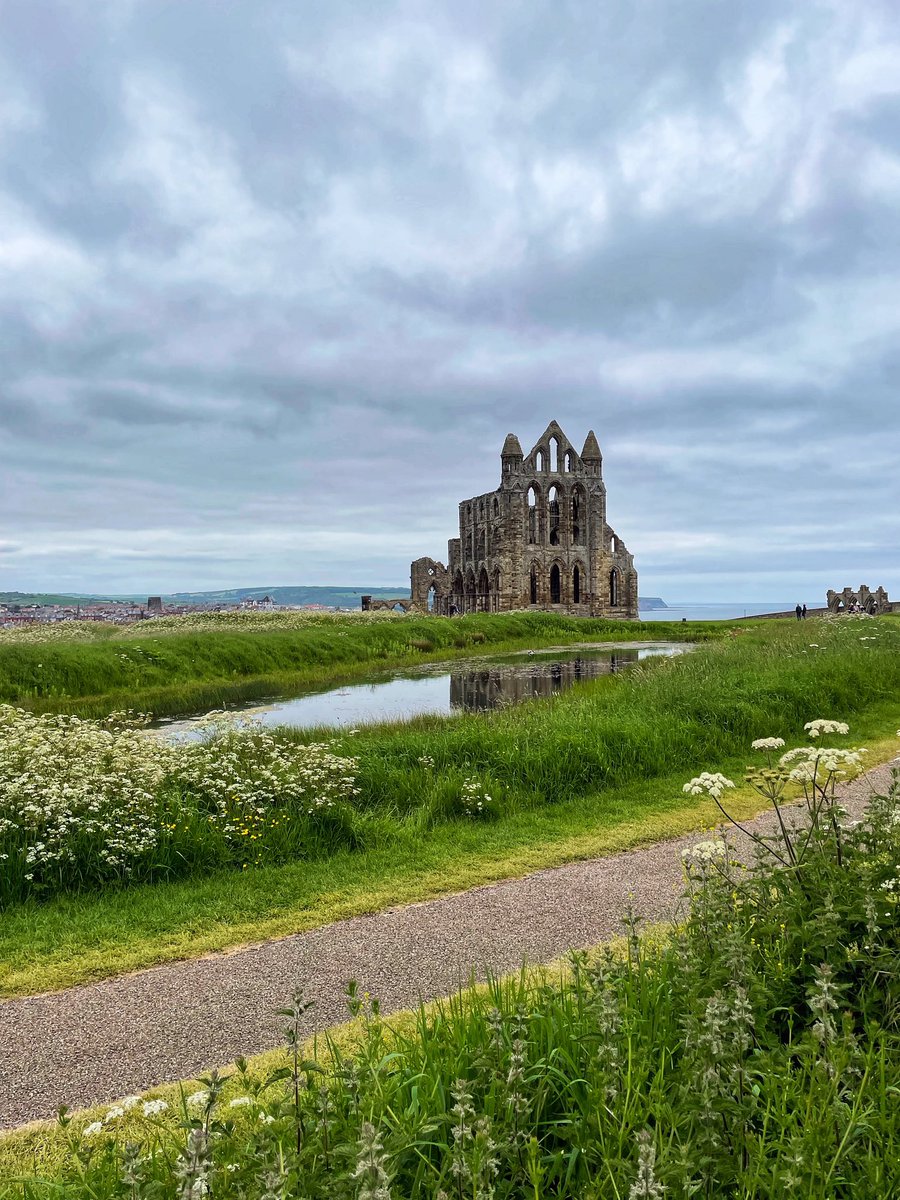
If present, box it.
[682,772,735,801]
[751,737,785,751]
[804,719,850,739]
[142,1099,168,1117]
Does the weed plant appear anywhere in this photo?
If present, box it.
[14,725,900,1198]
[1,615,898,907]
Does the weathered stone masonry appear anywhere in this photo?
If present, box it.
[363,421,638,618]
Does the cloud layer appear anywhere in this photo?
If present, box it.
[1,0,899,600]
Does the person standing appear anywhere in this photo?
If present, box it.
[795,604,802,620]
[802,604,807,619]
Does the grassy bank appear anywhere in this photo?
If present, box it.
[0,610,715,720]
[2,615,898,995]
[6,755,899,1197]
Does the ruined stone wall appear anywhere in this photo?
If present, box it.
[826,586,892,614]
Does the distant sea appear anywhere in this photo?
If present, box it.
[641,602,796,622]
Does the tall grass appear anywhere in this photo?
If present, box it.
[0,610,715,719]
[11,737,900,1198]
[2,616,898,907]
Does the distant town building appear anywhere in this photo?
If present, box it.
[147,596,164,614]
[362,420,638,618]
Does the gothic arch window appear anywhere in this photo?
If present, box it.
[527,485,539,543]
[571,486,584,545]
[565,450,576,472]
[573,565,581,604]
[465,570,476,614]
[452,571,464,612]
[478,566,490,613]
[550,563,561,604]
[548,485,561,546]
[549,436,560,472]
[609,568,619,607]
[610,534,619,554]
[492,496,499,518]
[427,583,436,612]
[530,563,538,605]
[535,448,546,472]
[492,567,501,612]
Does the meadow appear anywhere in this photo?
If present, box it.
[1,612,899,995]
[0,609,713,720]
[5,723,898,1198]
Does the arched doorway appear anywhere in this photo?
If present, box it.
[550,564,561,604]
[478,566,490,612]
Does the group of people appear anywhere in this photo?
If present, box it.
[794,604,808,620]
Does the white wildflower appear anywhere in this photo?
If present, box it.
[142,1099,169,1116]
[682,772,735,801]
[751,737,785,751]
[804,719,850,739]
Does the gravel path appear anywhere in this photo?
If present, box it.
[1,758,897,1130]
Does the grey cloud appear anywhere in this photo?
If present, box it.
[0,0,898,597]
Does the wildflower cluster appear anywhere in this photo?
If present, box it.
[0,707,358,903]
[458,776,496,820]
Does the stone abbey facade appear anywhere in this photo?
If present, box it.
[363,421,638,618]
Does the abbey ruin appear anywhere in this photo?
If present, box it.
[363,421,638,618]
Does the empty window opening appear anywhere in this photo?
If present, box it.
[530,564,538,604]
[549,436,560,472]
[571,489,583,545]
[527,485,539,543]
[535,448,546,471]
[550,564,561,604]
[548,485,561,546]
[573,565,581,604]
[609,569,619,607]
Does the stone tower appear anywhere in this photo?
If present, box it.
[402,421,638,617]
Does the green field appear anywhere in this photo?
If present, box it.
[1,612,898,996]
[0,610,712,719]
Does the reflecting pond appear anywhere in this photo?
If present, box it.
[160,643,688,737]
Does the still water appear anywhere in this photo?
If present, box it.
[162,643,687,737]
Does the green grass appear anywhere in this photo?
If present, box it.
[2,615,899,997]
[5,762,899,1198]
[0,610,718,719]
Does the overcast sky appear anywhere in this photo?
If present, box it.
[1,0,898,601]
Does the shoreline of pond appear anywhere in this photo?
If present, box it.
[157,641,691,737]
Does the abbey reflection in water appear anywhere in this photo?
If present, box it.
[450,652,640,713]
